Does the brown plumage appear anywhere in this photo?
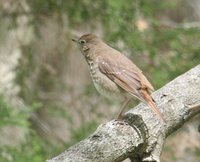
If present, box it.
[72,33,165,122]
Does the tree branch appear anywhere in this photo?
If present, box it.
[46,65,200,162]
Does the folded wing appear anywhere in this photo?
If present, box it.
[98,56,153,101]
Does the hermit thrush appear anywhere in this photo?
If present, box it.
[72,33,165,122]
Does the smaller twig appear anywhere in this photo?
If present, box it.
[188,103,200,112]
[158,20,200,29]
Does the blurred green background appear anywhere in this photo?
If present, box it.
[0,0,199,162]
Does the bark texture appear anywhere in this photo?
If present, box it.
[47,65,200,162]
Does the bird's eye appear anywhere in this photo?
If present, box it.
[79,39,86,44]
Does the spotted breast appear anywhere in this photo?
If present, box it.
[87,59,122,100]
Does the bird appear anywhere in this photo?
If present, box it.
[72,33,165,122]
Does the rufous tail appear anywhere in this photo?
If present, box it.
[141,89,165,122]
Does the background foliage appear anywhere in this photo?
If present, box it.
[0,0,199,162]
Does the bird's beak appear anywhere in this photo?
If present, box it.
[72,38,78,42]
[72,35,79,43]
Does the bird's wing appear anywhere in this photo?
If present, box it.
[98,56,152,101]
[98,54,165,122]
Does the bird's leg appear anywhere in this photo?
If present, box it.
[116,98,131,119]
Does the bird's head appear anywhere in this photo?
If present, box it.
[72,33,101,56]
